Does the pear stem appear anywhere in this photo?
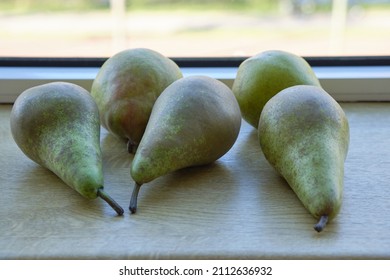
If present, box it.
[129,182,142,214]
[97,188,124,216]
[314,215,329,232]
[127,139,138,154]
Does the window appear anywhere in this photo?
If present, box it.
[0,0,389,103]
[1,0,389,58]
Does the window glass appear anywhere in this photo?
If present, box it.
[1,0,389,58]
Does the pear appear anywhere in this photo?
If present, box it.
[258,85,349,232]
[232,50,321,128]
[129,75,242,213]
[91,48,183,153]
[10,82,124,215]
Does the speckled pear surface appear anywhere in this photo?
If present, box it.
[91,48,183,152]
[233,50,321,128]
[10,82,124,215]
[258,85,349,232]
[129,75,242,213]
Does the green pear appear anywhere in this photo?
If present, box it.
[10,82,124,215]
[91,48,183,153]
[232,50,321,128]
[129,75,242,213]
[258,85,349,232]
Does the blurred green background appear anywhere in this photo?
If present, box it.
[1,0,389,57]
[1,0,279,12]
[2,0,388,13]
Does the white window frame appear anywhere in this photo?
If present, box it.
[0,57,389,103]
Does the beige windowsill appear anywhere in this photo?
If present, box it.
[1,102,389,259]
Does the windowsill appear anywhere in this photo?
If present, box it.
[1,65,390,103]
[1,101,390,259]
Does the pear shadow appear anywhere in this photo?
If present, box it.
[228,122,322,235]
[130,161,239,220]
[100,132,133,169]
[12,162,122,218]
[231,123,280,188]
[233,127,263,166]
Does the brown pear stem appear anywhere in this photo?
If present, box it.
[314,215,329,232]
[97,188,124,216]
[129,182,142,214]
[127,139,138,154]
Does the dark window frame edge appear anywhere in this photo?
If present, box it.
[1,56,390,68]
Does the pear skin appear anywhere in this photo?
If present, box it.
[258,85,349,232]
[10,82,123,215]
[129,76,242,213]
[233,50,321,128]
[91,48,183,153]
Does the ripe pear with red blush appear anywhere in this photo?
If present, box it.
[91,48,183,153]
